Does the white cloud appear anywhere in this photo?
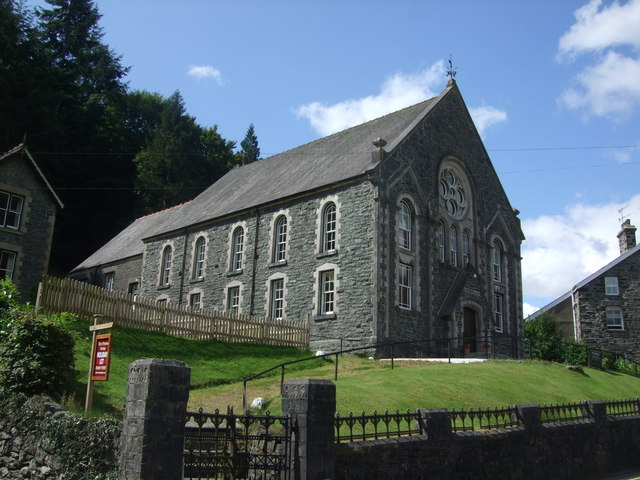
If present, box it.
[296,63,445,136]
[469,106,508,137]
[187,65,223,85]
[521,195,640,302]
[557,0,640,120]
[296,62,507,138]
[523,303,541,318]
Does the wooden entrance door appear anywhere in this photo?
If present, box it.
[463,307,477,354]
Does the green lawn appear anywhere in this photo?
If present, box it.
[68,317,640,417]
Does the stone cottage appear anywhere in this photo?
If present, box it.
[1,144,64,300]
[71,80,524,353]
[528,219,640,362]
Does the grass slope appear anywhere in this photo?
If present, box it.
[68,317,640,417]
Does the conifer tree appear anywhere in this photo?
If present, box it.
[239,123,261,164]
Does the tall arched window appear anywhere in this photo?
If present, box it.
[193,237,206,279]
[492,240,503,282]
[462,230,471,266]
[450,225,458,266]
[160,245,172,286]
[399,200,413,250]
[322,203,337,253]
[273,216,288,263]
[231,227,244,272]
[437,221,445,262]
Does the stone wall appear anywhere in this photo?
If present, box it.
[0,395,120,480]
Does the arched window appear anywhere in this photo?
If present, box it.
[193,237,206,279]
[450,225,458,266]
[322,203,337,253]
[160,245,172,286]
[399,200,413,250]
[273,216,288,263]
[231,227,244,272]
[437,221,445,262]
[492,240,503,282]
[462,230,471,266]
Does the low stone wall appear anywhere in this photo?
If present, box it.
[0,395,120,480]
[335,405,640,480]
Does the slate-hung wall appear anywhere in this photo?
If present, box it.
[140,181,377,346]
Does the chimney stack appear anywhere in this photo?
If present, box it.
[617,219,637,255]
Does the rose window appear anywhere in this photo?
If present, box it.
[439,168,467,219]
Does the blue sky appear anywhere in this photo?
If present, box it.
[32,0,640,314]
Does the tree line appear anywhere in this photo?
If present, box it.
[1,0,260,275]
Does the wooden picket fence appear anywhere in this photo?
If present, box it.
[36,276,310,349]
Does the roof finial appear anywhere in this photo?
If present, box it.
[446,55,457,85]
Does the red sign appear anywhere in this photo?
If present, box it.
[91,333,112,381]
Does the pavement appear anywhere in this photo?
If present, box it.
[598,471,640,480]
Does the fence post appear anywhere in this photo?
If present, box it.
[515,404,542,432]
[282,379,336,480]
[416,408,451,440]
[119,358,191,480]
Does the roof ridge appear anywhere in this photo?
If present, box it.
[0,143,24,159]
[137,200,192,220]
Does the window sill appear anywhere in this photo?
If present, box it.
[227,270,243,277]
[269,260,288,268]
[0,226,22,235]
[316,250,338,259]
[190,278,204,284]
[313,313,336,322]
[157,285,170,291]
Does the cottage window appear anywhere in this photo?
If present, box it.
[399,201,413,251]
[494,293,504,333]
[398,263,412,310]
[437,221,445,262]
[270,278,285,320]
[227,286,240,314]
[492,241,503,282]
[462,230,471,266]
[190,292,202,309]
[160,246,172,286]
[322,203,337,253]
[193,237,206,279]
[450,225,458,267]
[104,272,114,291]
[0,191,24,230]
[231,227,244,272]
[606,307,623,330]
[0,249,16,279]
[605,277,619,296]
[273,216,288,263]
[319,270,335,315]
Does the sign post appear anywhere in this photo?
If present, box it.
[85,314,114,414]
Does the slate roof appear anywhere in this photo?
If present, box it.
[71,83,455,272]
[71,202,191,271]
[1,144,64,209]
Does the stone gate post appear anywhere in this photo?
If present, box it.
[119,358,191,480]
[282,379,336,480]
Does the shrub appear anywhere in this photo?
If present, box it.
[0,310,76,399]
[524,312,563,362]
[560,340,587,366]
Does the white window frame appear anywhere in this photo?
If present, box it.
[193,237,206,280]
[273,216,288,263]
[160,245,172,286]
[0,249,17,279]
[231,227,244,272]
[606,307,623,330]
[319,269,335,315]
[322,203,337,253]
[399,201,413,251]
[450,225,458,267]
[0,191,24,230]
[494,293,504,333]
[190,292,202,309]
[437,221,445,262]
[270,278,285,320]
[398,263,412,310]
[605,277,619,296]
[462,230,470,266]
[492,241,503,282]
[227,285,240,314]
[104,272,115,291]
